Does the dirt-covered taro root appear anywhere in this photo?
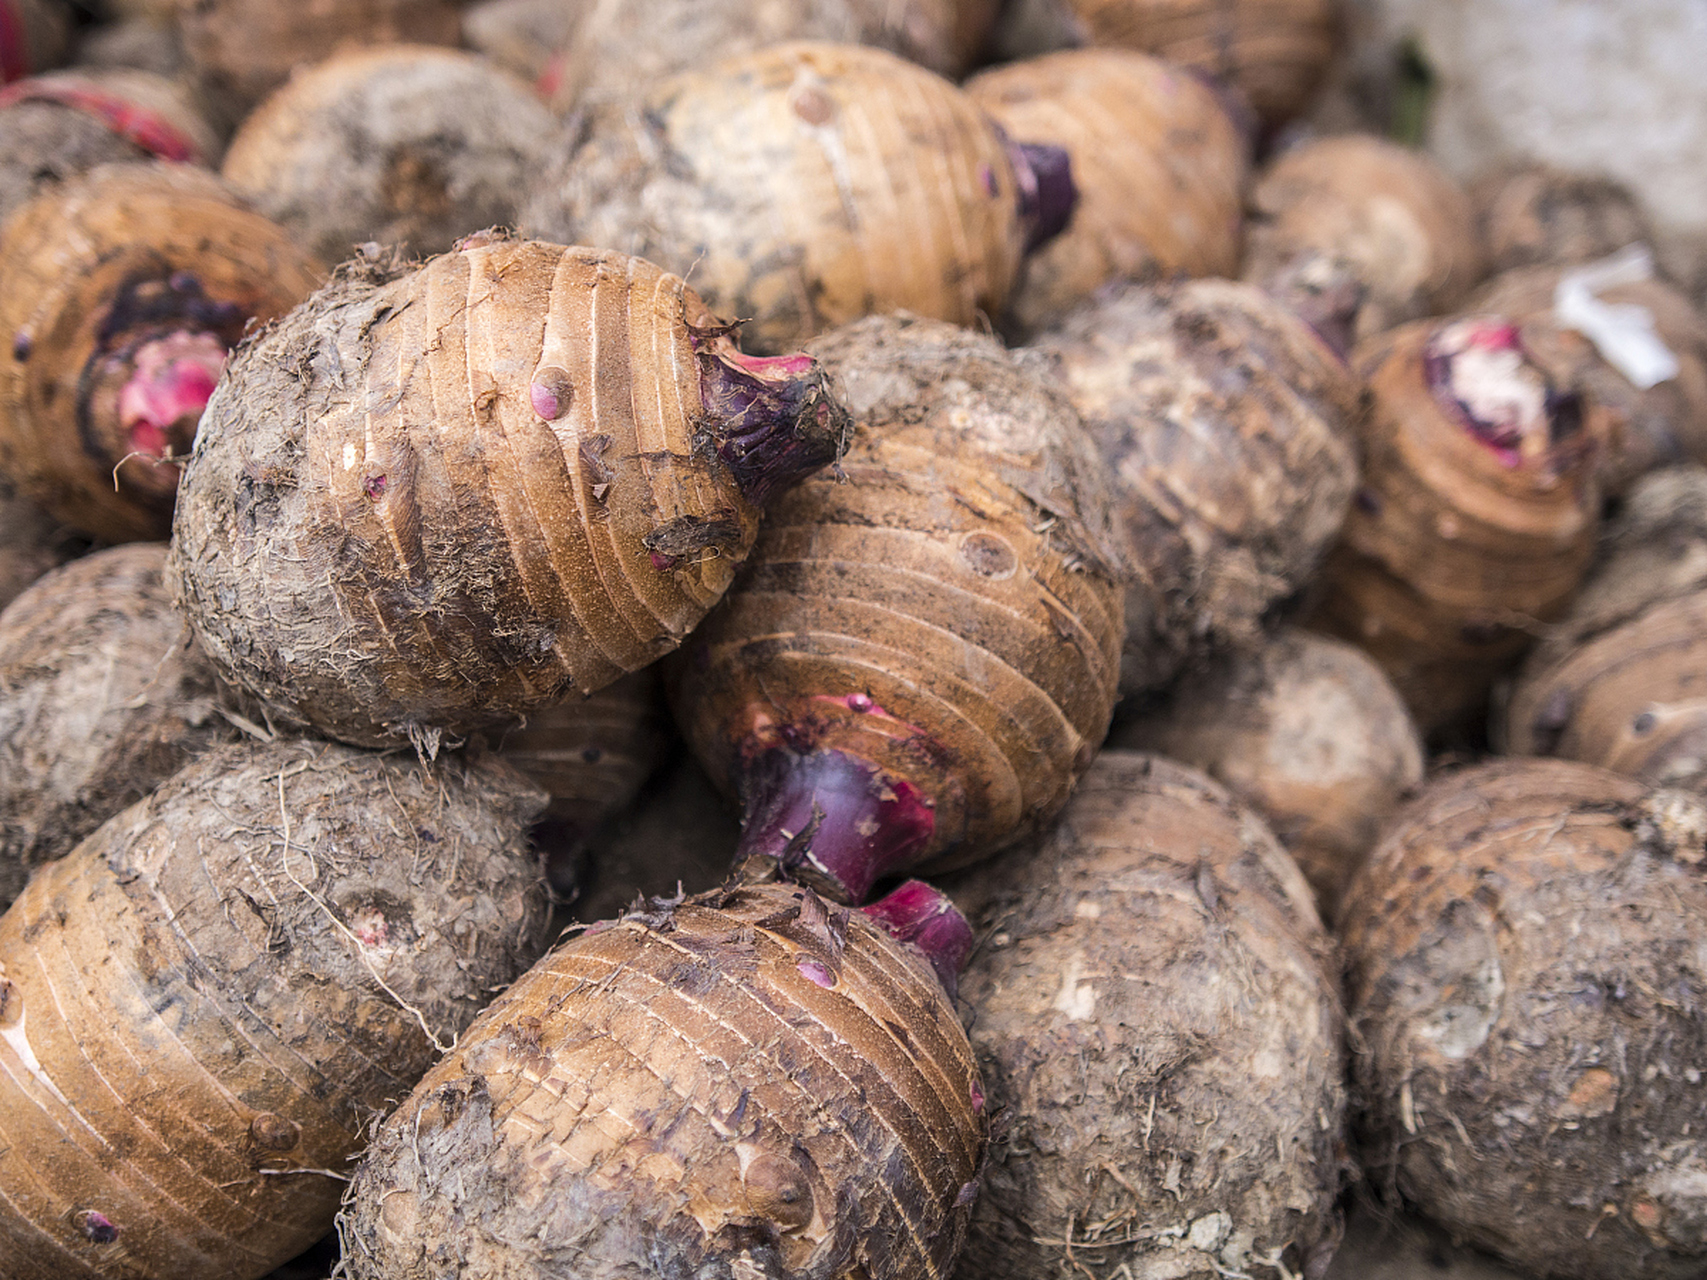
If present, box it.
[0,543,237,908]
[989,0,1335,126]
[498,668,670,895]
[540,0,991,116]
[221,47,556,265]
[0,0,71,84]
[174,0,463,124]
[461,0,578,89]
[1111,628,1423,915]
[1470,163,1653,277]
[524,41,1066,355]
[1309,315,1602,734]
[1469,261,1707,492]
[1035,278,1360,696]
[340,875,985,1280]
[1342,758,1707,1280]
[0,68,221,224]
[1243,135,1484,353]
[0,737,551,1280]
[0,163,323,543]
[964,49,1248,338]
[0,481,78,613]
[948,751,1346,1280]
[1504,465,1707,788]
[672,314,1125,903]
[170,237,849,754]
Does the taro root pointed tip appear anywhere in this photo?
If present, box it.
[698,342,850,508]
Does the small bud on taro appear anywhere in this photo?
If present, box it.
[529,366,573,420]
[77,1211,119,1244]
[250,1112,302,1152]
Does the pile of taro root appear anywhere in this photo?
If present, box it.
[4,2,1707,1279]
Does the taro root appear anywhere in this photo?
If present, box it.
[1471,163,1654,276]
[949,751,1346,1280]
[0,737,553,1280]
[540,0,991,115]
[174,0,463,124]
[1034,277,1360,696]
[0,0,71,84]
[1111,628,1423,915]
[0,163,323,543]
[461,0,578,89]
[0,68,221,224]
[221,46,556,265]
[523,41,1062,355]
[1242,135,1484,353]
[1308,315,1603,735]
[169,236,849,754]
[1341,758,1707,1280]
[0,543,237,909]
[989,0,1335,126]
[1469,261,1707,492]
[0,481,78,613]
[671,314,1126,902]
[1504,466,1707,789]
[964,48,1249,338]
[340,876,986,1280]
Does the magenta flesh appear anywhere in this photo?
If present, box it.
[692,335,851,508]
[117,330,226,458]
[860,879,973,998]
[737,745,936,905]
[1423,317,1581,467]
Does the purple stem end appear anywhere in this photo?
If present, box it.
[696,343,851,509]
[1010,141,1078,255]
[737,745,936,905]
[860,879,973,998]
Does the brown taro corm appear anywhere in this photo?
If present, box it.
[540,0,996,113]
[0,67,222,225]
[174,0,463,125]
[1470,163,1654,276]
[524,41,1074,355]
[1470,263,1707,493]
[1242,134,1484,355]
[0,543,238,911]
[1342,758,1707,1280]
[988,0,1337,126]
[1504,465,1707,788]
[169,235,850,755]
[221,46,556,266]
[1308,314,1604,735]
[947,751,1347,1280]
[1035,277,1360,697]
[1111,627,1424,918]
[671,313,1125,904]
[340,875,985,1280]
[0,163,324,544]
[0,737,553,1280]
[965,48,1250,338]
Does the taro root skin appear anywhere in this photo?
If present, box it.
[1342,759,1707,1280]
[673,314,1126,900]
[0,543,236,910]
[341,880,987,1280]
[169,238,848,753]
[1471,163,1654,276]
[524,41,1037,355]
[0,482,77,614]
[964,49,1249,337]
[221,46,557,265]
[951,751,1346,1280]
[0,163,323,544]
[0,738,552,1280]
[1036,278,1360,696]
